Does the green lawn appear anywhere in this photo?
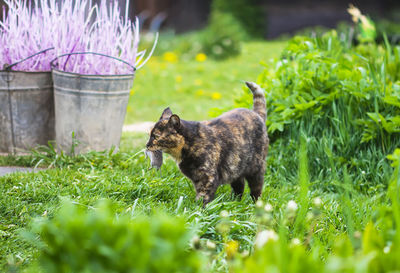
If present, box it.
[125,41,286,124]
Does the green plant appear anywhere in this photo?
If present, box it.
[211,0,264,38]
[23,200,204,273]
[199,12,245,60]
[231,144,400,273]
[215,31,400,188]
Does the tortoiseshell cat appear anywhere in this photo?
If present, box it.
[146,82,269,205]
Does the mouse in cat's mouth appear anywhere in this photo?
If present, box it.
[144,149,163,170]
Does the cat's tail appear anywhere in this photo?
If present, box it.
[245,81,266,121]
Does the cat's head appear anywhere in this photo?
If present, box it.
[146,108,185,155]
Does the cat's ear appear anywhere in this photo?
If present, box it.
[159,107,173,120]
[168,114,180,129]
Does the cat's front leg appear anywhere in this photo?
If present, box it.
[194,175,219,206]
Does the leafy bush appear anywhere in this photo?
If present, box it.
[214,31,400,187]
[24,200,204,273]
[152,6,246,60]
[199,12,245,60]
[211,0,264,38]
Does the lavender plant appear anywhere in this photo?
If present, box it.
[0,0,155,74]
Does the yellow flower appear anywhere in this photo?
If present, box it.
[194,79,203,86]
[175,75,182,83]
[130,90,135,96]
[163,52,178,63]
[211,92,222,100]
[195,89,205,96]
[195,53,207,62]
[225,240,239,259]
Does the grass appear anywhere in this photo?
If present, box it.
[125,40,286,124]
[0,134,391,271]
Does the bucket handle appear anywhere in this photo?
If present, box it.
[3,47,55,71]
[50,52,136,73]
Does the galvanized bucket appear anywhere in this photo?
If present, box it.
[0,49,55,154]
[51,52,135,154]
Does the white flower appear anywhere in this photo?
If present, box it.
[206,240,216,250]
[287,200,298,212]
[220,210,229,218]
[255,230,278,249]
[256,200,264,208]
[313,197,322,208]
[264,203,273,213]
[291,238,301,246]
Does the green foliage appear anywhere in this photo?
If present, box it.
[376,19,400,43]
[167,12,245,60]
[199,12,245,60]
[150,2,249,60]
[23,200,204,273]
[216,31,400,187]
[211,0,264,38]
[231,148,400,273]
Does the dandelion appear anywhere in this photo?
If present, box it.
[130,90,135,96]
[312,197,322,208]
[256,200,264,208]
[220,210,229,218]
[195,53,207,62]
[255,230,278,249]
[211,92,222,100]
[264,203,273,213]
[287,200,298,212]
[291,238,301,246]
[195,89,205,96]
[194,79,203,86]
[225,240,239,259]
[175,75,182,83]
[206,240,216,250]
[163,52,178,63]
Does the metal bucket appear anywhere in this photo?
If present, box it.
[51,53,135,154]
[0,49,55,154]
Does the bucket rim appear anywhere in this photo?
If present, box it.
[51,68,135,79]
[0,70,51,74]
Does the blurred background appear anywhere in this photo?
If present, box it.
[1,0,400,38]
[1,0,400,123]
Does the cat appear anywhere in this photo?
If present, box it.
[145,81,269,206]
